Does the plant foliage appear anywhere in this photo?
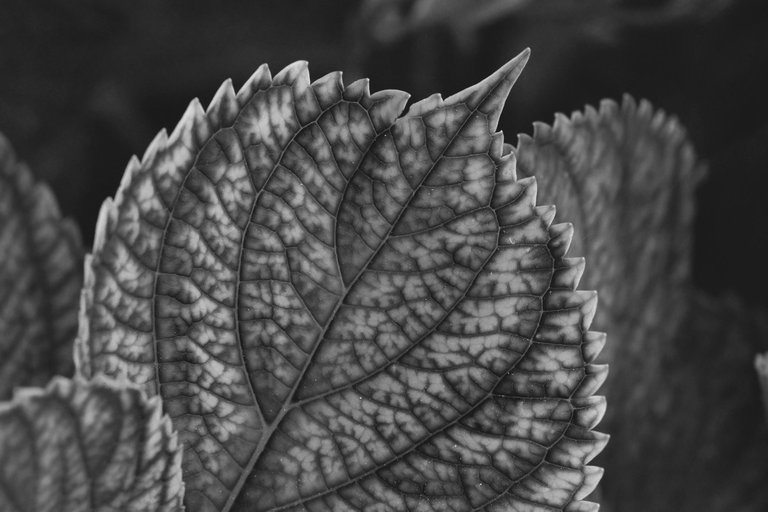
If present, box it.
[75,50,608,511]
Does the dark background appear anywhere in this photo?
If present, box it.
[1,0,767,305]
[2,0,767,307]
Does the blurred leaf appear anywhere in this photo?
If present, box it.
[77,52,608,511]
[0,133,83,399]
[515,96,768,510]
[0,376,184,511]
[515,96,702,423]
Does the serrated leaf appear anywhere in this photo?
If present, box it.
[77,50,607,512]
[0,376,184,511]
[0,133,83,399]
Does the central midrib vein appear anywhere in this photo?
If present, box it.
[224,76,505,511]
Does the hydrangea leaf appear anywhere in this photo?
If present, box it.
[0,133,83,399]
[0,376,184,511]
[77,50,607,512]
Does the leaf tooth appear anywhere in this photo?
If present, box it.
[573,396,607,430]
[112,155,142,219]
[518,175,537,205]
[406,92,443,117]
[237,63,272,103]
[565,501,600,512]
[496,149,517,183]
[169,98,208,149]
[502,141,514,156]
[344,77,371,102]
[548,222,574,258]
[535,204,556,228]
[74,254,95,379]
[574,466,604,501]
[531,120,554,140]
[582,331,607,363]
[272,60,309,87]
[489,131,505,158]
[583,430,610,463]
[493,175,536,223]
[444,48,530,130]
[367,89,411,132]
[311,71,344,109]
[511,134,535,178]
[552,256,585,290]
[206,78,238,128]
[29,181,61,220]
[580,290,598,330]
[551,112,574,140]
[140,128,169,166]
[576,364,609,397]
[290,63,320,125]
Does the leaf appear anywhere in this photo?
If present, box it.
[77,50,607,512]
[0,133,83,399]
[0,376,184,511]
[513,98,768,511]
[515,95,700,433]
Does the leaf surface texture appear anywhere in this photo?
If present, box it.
[0,133,83,398]
[78,50,607,512]
[0,376,183,511]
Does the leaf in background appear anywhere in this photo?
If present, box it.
[513,97,768,511]
[0,376,184,511]
[0,133,83,399]
[515,97,701,425]
[77,50,608,511]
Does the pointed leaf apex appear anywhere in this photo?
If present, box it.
[445,48,530,129]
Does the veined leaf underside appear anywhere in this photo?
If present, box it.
[77,49,608,512]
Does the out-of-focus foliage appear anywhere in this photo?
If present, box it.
[0,377,184,512]
[0,134,82,399]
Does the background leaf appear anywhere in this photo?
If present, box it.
[0,376,183,512]
[515,97,768,510]
[0,133,83,399]
[78,52,608,511]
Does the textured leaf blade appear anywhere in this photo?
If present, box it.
[0,133,83,399]
[0,376,183,511]
[78,51,607,511]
